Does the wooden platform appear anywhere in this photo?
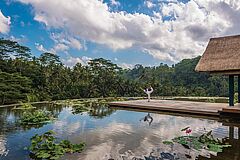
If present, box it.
[110,100,240,117]
[221,104,240,114]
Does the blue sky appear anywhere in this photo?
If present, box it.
[0,0,239,67]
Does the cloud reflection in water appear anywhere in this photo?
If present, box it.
[55,109,229,160]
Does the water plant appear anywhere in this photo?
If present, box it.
[71,104,91,114]
[53,97,130,106]
[168,129,231,153]
[173,136,203,150]
[71,98,113,114]
[12,101,36,110]
[162,140,174,145]
[29,130,85,160]
[181,126,192,135]
[234,93,238,104]
[19,110,55,125]
[206,98,216,103]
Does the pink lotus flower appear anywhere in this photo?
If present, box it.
[185,128,192,135]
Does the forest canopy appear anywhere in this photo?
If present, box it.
[0,38,230,105]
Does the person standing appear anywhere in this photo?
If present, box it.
[144,86,153,102]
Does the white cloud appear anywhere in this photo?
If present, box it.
[69,37,82,50]
[35,42,61,54]
[62,56,92,67]
[81,56,92,63]
[0,135,7,156]
[144,0,155,8]
[110,0,120,7]
[50,33,83,51]
[53,43,69,52]
[9,35,27,43]
[35,33,83,54]
[0,10,11,34]
[118,62,134,69]
[18,0,240,63]
[35,43,50,53]
[35,42,63,55]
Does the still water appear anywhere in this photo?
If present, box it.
[0,103,240,160]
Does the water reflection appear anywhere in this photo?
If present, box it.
[140,113,153,126]
[72,113,228,160]
[0,135,8,156]
[88,106,116,119]
[0,103,240,160]
[198,127,240,160]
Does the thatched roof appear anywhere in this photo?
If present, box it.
[195,35,240,75]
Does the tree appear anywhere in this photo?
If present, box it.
[88,58,121,97]
[38,52,62,66]
[0,38,31,60]
[0,72,32,104]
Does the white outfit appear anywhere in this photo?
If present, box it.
[144,87,153,102]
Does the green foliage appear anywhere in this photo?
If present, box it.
[19,110,55,125]
[162,140,174,145]
[234,93,238,104]
[0,38,31,60]
[71,104,91,114]
[198,130,220,144]
[207,144,231,152]
[12,101,35,110]
[12,94,39,110]
[0,72,32,104]
[66,98,122,115]
[206,98,216,103]
[27,94,39,102]
[29,130,85,160]
[173,136,203,150]
[39,52,62,66]
[171,130,231,153]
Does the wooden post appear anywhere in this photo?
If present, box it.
[239,127,240,139]
[229,126,234,140]
[229,75,234,106]
[238,75,240,103]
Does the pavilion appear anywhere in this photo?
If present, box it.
[195,35,240,106]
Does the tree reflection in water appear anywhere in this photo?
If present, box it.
[67,99,116,118]
[0,103,63,132]
[89,105,116,119]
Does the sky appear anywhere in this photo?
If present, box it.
[0,0,240,68]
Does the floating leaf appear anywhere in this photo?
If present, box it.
[28,130,85,160]
[162,141,173,145]
[172,130,231,153]
[19,110,55,125]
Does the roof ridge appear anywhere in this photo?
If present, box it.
[210,34,240,40]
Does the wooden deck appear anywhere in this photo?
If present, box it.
[110,99,240,117]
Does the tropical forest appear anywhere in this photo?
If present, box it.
[0,38,229,105]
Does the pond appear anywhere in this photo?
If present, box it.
[0,101,240,160]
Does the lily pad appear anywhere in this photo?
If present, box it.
[163,140,174,145]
